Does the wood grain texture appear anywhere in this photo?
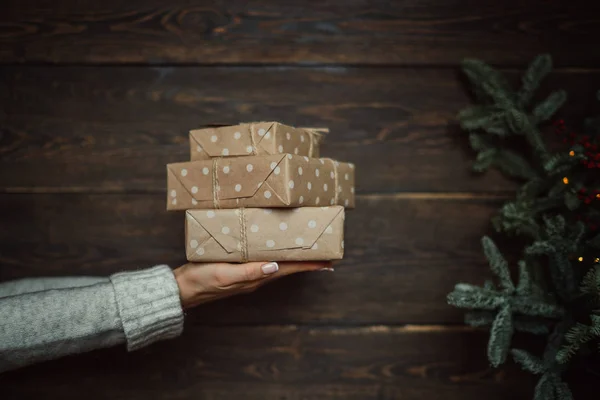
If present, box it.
[0,326,533,400]
[0,194,507,324]
[2,66,600,193]
[0,0,598,66]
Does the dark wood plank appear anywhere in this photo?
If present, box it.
[1,0,598,67]
[0,326,533,400]
[0,193,509,324]
[2,66,599,193]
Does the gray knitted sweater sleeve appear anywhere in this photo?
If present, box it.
[0,265,184,373]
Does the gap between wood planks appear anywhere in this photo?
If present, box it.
[0,188,513,200]
[0,61,598,72]
[188,324,478,334]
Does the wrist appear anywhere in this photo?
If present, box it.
[173,266,195,309]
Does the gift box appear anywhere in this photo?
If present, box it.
[185,206,344,262]
[167,154,355,211]
[189,122,324,161]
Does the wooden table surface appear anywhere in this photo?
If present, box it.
[1,1,599,399]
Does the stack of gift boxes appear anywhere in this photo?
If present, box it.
[167,121,355,263]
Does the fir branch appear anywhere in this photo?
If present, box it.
[511,349,546,374]
[450,53,600,399]
[462,59,514,107]
[534,374,554,400]
[519,54,553,107]
[481,236,514,292]
[458,106,507,135]
[465,311,551,334]
[533,91,568,123]
[516,260,532,295]
[580,265,600,302]
[488,304,513,367]
[494,149,539,180]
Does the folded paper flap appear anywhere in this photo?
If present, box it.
[190,125,254,157]
[185,211,218,259]
[186,210,239,254]
[167,162,213,201]
[190,122,276,157]
[186,207,344,254]
[215,154,286,200]
[245,206,343,251]
[191,122,323,158]
[252,121,276,151]
[167,154,286,201]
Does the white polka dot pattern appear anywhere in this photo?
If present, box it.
[169,154,354,210]
[185,207,344,261]
[189,122,323,162]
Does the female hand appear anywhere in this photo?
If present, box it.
[173,261,332,309]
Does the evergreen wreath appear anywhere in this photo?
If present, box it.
[447,54,600,400]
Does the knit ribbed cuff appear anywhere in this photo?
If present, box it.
[110,265,184,351]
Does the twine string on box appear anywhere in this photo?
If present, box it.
[301,127,328,157]
[248,123,258,155]
[212,158,220,209]
[238,207,249,262]
[325,158,340,205]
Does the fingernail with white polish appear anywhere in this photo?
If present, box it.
[319,268,335,272]
[262,262,279,274]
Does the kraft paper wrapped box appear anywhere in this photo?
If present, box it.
[186,206,345,262]
[167,154,355,211]
[189,122,324,161]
